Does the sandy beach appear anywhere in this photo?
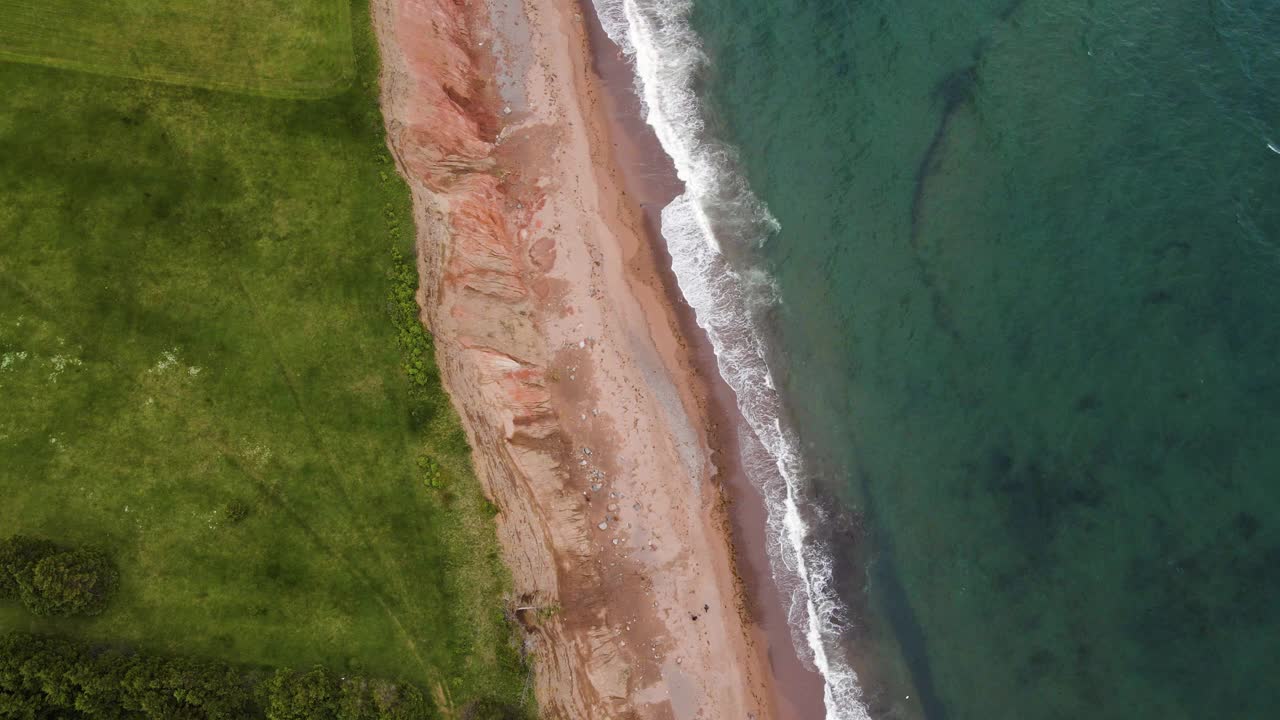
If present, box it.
[371,0,824,716]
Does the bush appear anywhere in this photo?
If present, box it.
[224,499,251,524]
[388,254,439,397]
[417,455,443,489]
[462,699,525,720]
[22,547,119,616]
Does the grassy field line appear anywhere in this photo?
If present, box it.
[372,594,439,694]
[0,0,356,100]
[216,439,440,683]
[0,50,355,100]
[0,263,62,326]
[228,271,444,678]
[229,273,371,507]
[3,263,446,693]
[0,3,533,707]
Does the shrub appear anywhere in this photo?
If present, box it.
[224,499,251,524]
[388,254,438,396]
[462,699,525,720]
[417,455,443,488]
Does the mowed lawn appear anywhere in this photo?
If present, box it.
[0,0,526,711]
[0,0,353,97]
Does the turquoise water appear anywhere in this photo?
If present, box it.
[677,0,1280,717]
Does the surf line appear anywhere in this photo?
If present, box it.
[586,1,871,718]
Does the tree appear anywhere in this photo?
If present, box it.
[370,679,432,720]
[20,548,118,617]
[264,667,339,720]
[336,677,378,720]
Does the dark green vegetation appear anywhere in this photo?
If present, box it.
[0,1,529,716]
[0,537,118,617]
[0,0,353,98]
[691,0,1280,718]
[0,632,433,719]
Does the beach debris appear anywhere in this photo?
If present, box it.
[607,503,618,512]
[612,539,619,545]
[598,521,608,530]
[582,447,592,456]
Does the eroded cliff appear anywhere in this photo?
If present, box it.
[372,0,773,717]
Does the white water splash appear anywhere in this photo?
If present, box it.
[588,1,869,718]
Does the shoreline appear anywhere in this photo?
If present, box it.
[370,0,820,717]
[573,2,828,718]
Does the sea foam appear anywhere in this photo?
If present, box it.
[587,1,870,718]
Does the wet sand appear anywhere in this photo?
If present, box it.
[574,3,827,718]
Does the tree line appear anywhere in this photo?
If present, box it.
[0,632,435,719]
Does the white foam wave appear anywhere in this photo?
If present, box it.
[588,1,870,718]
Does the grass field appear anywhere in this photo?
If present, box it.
[0,0,353,98]
[0,0,528,714]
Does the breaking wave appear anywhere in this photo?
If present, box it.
[588,0,870,718]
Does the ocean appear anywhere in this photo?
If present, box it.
[591,0,1280,718]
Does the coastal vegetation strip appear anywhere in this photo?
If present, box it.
[0,0,528,715]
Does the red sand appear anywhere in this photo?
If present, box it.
[372,0,826,716]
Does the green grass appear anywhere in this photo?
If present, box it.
[0,0,529,714]
[0,0,353,98]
